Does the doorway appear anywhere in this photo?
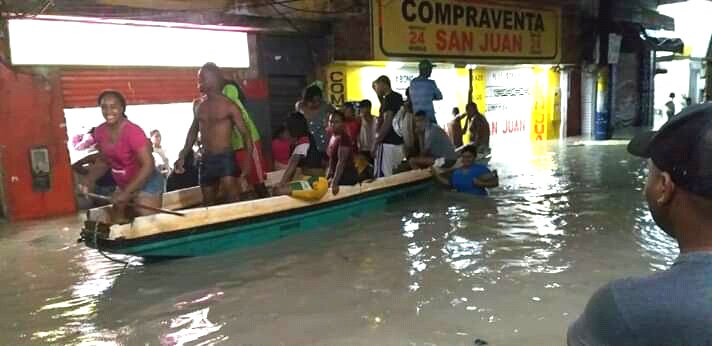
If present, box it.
[268,75,307,127]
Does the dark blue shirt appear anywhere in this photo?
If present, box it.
[450,164,491,196]
[568,251,712,345]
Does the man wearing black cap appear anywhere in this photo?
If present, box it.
[567,103,712,345]
[409,60,443,124]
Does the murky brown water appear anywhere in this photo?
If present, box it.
[0,140,678,345]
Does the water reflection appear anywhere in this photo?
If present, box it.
[161,307,225,346]
[1,141,685,344]
[32,250,126,344]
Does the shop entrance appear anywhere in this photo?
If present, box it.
[61,68,200,167]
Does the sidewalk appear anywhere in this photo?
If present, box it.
[566,126,650,147]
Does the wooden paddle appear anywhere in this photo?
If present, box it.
[84,192,186,217]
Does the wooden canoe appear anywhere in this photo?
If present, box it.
[79,168,435,258]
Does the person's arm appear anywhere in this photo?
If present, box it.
[78,155,110,193]
[115,145,155,204]
[474,169,499,188]
[279,153,302,186]
[374,110,395,147]
[432,81,443,101]
[159,149,170,168]
[326,151,335,180]
[331,146,351,195]
[430,166,451,187]
[453,113,469,123]
[157,149,171,174]
[175,103,200,174]
[227,99,254,155]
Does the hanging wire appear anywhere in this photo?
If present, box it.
[238,0,305,8]
[272,1,360,15]
[265,0,306,34]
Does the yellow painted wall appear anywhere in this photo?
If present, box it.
[327,63,471,121]
[531,67,561,141]
[325,63,561,144]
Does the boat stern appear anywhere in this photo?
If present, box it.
[79,220,112,250]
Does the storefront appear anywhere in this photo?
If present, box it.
[1,15,259,220]
[326,0,565,149]
[8,16,253,164]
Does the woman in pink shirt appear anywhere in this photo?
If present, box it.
[80,91,164,222]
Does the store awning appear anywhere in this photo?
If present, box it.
[644,35,685,53]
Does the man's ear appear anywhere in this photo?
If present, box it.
[657,171,677,206]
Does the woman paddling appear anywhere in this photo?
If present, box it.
[78,90,164,223]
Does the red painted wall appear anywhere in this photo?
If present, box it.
[0,64,77,220]
[0,60,269,221]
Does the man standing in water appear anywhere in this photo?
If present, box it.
[568,103,712,344]
[175,63,254,205]
[462,103,490,156]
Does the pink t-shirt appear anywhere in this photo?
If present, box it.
[272,137,291,165]
[94,120,150,189]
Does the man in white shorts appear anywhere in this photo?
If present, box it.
[372,75,405,177]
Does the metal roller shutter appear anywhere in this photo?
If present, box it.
[60,68,200,108]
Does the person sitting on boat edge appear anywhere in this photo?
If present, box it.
[78,90,164,223]
[174,62,254,206]
[271,123,291,171]
[339,102,361,147]
[274,112,328,199]
[410,110,458,170]
[431,145,498,196]
[166,147,199,192]
[326,110,360,195]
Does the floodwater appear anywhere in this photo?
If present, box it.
[0,140,678,345]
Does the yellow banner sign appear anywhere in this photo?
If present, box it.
[373,0,560,61]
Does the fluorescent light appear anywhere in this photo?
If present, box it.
[386,61,405,70]
[8,17,250,68]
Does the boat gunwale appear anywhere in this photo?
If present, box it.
[84,178,432,253]
[83,170,433,246]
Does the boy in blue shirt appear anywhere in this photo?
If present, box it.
[431,145,498,196]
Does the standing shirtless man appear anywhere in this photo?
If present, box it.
[175,63,254,205]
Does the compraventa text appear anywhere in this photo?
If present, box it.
[401,0,546,32]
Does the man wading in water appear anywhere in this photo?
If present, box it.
[568,103,712,344]
[175,63,254,206]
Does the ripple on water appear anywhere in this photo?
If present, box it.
[0,142,685,345]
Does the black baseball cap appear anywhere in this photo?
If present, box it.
[628,102,712,197]
[418,60,435,69]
